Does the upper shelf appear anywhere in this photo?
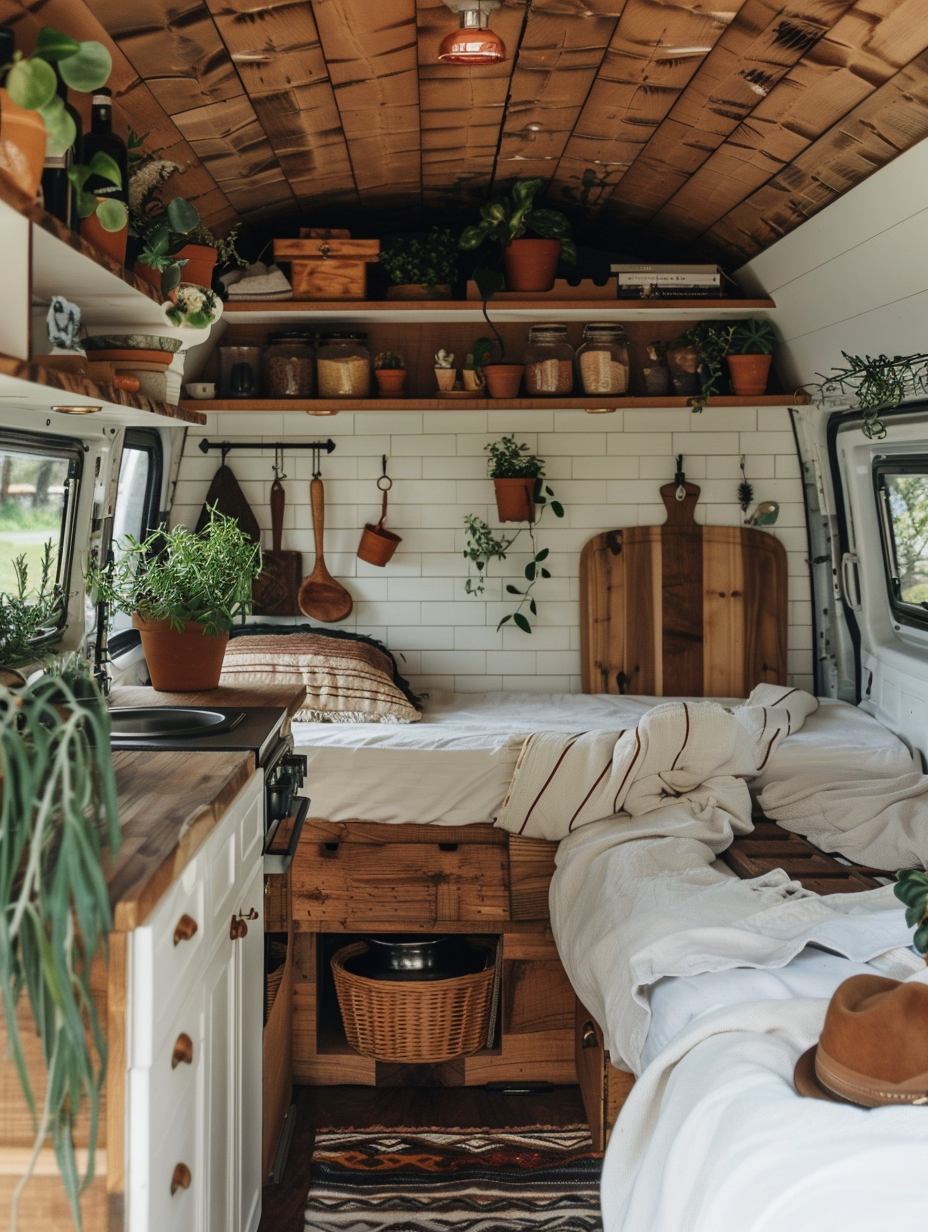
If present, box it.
[0,359,206,426]
[222,298,777,324]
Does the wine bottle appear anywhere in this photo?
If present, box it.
[41,67,82,230]
[81,86,128,208]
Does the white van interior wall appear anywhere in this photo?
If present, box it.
[170,408,812,694]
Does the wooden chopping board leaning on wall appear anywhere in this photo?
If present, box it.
[580,480,787,698]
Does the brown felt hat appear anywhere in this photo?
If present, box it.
[794,974,928,1107]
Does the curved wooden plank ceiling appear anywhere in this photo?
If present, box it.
[7,0,928,265]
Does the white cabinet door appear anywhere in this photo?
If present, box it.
[234,860,264,1232]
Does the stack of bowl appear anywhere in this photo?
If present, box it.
[82,335,183,403]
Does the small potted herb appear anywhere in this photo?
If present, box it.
[485,435,546,522]
[87,510,261,691]
[374,350,406,397]
[0,540,63,685]
[459,177,577,295]
[726,318,778,397]
[380,227,458,299]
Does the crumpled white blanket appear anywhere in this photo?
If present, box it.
[496,684,818,840]
[601,976,928,1232]
[759,770,928,871]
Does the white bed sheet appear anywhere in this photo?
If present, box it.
[292,691,916,825]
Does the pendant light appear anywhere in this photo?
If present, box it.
[438,8,506,65]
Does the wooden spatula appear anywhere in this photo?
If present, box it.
[252,478,302,615]
[298,476,353,622]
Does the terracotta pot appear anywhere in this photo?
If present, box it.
[80,207,128,266]
[176,243,218,289]
[133,613,229,691]
[462,368,484,392]
[727,353,773,397]
[375,368,406,396]
[0,88,46,199]
[493,477,536,523]
[386,284,453,300]
[503,238,561,292]
[484,363,523,398]
[357,523,402,566]
[435,367,457,391]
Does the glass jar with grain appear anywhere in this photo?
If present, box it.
[263,330,315,398]
[316,332,371,398]
[524,324,575,396]
[576,323,630,395]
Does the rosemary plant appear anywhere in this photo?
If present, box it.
[0,673,120,1230]
[0,540,64,670]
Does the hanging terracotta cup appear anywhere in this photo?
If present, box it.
[0,88,46,200]
[484,364,524,398]
[493,477,536,523]
[133,613,229,690]
[503,238,560,292]
[727,353,772,397]
[357,469,402,566]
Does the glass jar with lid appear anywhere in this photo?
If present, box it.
[524,324,574,396]
[316,332,371,398]
[576,323,630,395]
[263,330,315,398]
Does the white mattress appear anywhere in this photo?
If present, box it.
[292,691,917,826]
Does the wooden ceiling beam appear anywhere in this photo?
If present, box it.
[547,0,746,219]
[603,0,858,228]
[696,43,928,264]
[648,0,928,245]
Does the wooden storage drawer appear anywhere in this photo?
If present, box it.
[575,1000,635,1152]
[292,823,510,929]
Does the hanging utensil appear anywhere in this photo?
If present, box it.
[298,450,353,622]
[357,456,402,567]
[195,446,261,542]
[252,449,302,615]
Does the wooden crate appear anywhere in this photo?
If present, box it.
[273,239,379,300]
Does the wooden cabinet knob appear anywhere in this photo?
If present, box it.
[230,915,247,940]
[171,1162,191,1195]
[173,915,198,946]
[171,1033,194,1068]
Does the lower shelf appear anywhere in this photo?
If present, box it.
[180,393,806,414]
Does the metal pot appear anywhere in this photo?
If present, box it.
[365,935,455,974]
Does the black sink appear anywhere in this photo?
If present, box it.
[108,707,246,740]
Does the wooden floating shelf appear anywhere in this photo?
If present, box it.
[222,298,776,323]
[0,360,206,426]
[180,394,806,414]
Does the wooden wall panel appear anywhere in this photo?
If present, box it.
[603,0,857,227]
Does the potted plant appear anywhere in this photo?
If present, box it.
[895,868,928,959]
[726,318,778,397]
[0,26,113,199]
[374,350,406,396]
[680,320,736,398]
[434,348,456,391]
[0,670,120,1225]
[163,283,222,330]
[88,511,261,691]
[804,351,928,440]
[485,435,546,522]
[462,338,496,392]
[0,540,64,685]
[459,177,577,294]
[380,227,457,299]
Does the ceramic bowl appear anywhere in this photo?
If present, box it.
[185,382,216,399]
[83,333,183,354]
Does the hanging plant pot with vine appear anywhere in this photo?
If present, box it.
[494,477,536,523]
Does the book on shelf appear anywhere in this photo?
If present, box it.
[610,263,739,299]
[611,263,721,278]
[616,285,724,299]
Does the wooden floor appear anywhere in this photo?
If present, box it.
[258,1083,589,1231]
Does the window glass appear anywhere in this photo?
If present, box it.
[108,432,161,643]
[0,440,78,625]
[884,473,928,606]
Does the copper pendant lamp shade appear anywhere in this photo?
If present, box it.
[438,9,506,64]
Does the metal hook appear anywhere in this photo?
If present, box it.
[273,444,287,481]
[377,455,393,492]
[381,454,388,477]
[312,445,321,479]
[221,443,231,465]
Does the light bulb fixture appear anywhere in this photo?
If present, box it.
[52,404,102,415]
[438,7,506,65]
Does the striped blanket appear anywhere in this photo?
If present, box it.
[496,685,818,841]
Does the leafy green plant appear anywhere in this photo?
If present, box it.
[374,350,405,370]
[164,284,220,329]
[485,434,545,479]
[459,177,577,302]
[188,221,248,271]
[729,318,778,355]
[894,868,928,954]
[66,153,127,234]
[467,337,499,382]
[806,352,928,441]
[127,130,202,293]
[380,228,458,289]
[87,510,261,635]
[0,540,64,670]
[0,671,120,1230]
[2,27,111,157]
[681,320,736,398]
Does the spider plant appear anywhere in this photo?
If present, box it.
[0,672,120,1230]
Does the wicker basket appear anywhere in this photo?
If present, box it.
[331,941,495,1064]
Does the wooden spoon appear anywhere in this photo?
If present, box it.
[298,476,353,622]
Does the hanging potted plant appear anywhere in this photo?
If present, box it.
[88,510,261,691]
[373,350,406,396]
[726,318,778,397]
[459,177,577,294]
[485,435,547,522]
[380,227,457,300]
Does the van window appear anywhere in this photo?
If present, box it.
[875,461,928,624]
[108,430,163,647]
[0,433,81,633]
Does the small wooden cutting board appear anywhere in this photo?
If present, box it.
[252,478,302,616]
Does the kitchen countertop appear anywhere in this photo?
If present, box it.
[108,683,306,720]
[108,749,255,932]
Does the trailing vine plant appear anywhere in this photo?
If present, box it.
[0,672,120,1230]
[804,351,928,440]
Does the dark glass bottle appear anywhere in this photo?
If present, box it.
[0,27,14,84]
[81,86,128,207]
[41,67,82,230]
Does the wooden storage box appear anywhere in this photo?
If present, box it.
[273,238,380,300]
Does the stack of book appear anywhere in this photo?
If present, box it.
[611,263,728,299]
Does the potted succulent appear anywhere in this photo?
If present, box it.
[87,510,261,691]
[374,350,406,396]
[485,435,546,522]
[462,338,496,392]
[0,540,64,685]
[459,177,577,294]
[435,348,456,391]
[726,318,778,396]
[0,26,113,199]
[380,227,457,299]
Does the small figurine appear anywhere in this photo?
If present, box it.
[46,295,83,353]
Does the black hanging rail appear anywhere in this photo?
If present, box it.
[198,438,336,459]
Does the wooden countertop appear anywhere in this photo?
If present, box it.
[108,683,306,720]
[108,749,255,932]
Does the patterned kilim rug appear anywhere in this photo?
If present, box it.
[304,1127,603,1231]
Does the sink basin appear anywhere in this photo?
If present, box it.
[108,707,246,740]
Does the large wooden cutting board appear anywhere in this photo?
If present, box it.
[580,482,787,697]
